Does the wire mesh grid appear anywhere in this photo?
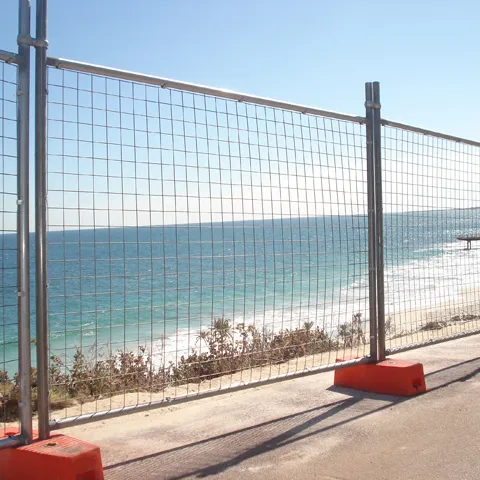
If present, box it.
[0,59,19,430]
[45,65,371,422]
[382,124,480,352]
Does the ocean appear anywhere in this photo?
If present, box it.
[1,207,479,374]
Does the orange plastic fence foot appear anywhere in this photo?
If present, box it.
[0,430,104,480]
[334,358,426,396]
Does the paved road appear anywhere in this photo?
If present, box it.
[62,335,480,480]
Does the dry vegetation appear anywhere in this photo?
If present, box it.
[1,314,368,420]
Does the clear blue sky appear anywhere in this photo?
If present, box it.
[1,0,480,231]
[2,0,480,140]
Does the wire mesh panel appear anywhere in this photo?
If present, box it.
[45,64,370,425]
[0,59,19,431]
[382,123,480,353]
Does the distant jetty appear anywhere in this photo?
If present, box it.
[456,235,480,250]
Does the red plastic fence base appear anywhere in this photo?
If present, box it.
[334,358,426,396]
[0,428,104,480]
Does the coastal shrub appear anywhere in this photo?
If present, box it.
[338,313,367,347]
[51,346,168,402]
[0,346,168,420]
[451,314,480,322]
[0,367,38,421]
[385,315,395,337]
[1,314,363,420]
[421,320,448,331]
[171,319,337,384]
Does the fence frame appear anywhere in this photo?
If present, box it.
[16,0,33,446]
[372,82,385,362]
[39,49,480,434]
[34,0,49,441]
[0,0,33,449]
[45,57,366,124]
[38,55,379,432]
[380,117,480,355]
[365,82,378,362]
[0,51,25,450]
[381,119,480,149]
[0,51,19,64]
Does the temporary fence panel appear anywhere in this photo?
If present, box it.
[0,55,20,436]
[0,2,33,448]
[381,120,480,354]
[44,59,373,428]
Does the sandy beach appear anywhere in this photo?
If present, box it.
[22,285,476,427]
[384,287,480,351]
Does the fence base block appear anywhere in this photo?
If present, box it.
[0,430,104,480]
[334,358,426,396]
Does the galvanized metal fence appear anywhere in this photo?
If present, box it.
[1,0,480,446]
[42,60,376,430]
[0,0,33,449]
[0,53,21,438]
[381,120,480,354]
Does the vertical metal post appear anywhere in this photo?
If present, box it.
[372,82,385,361]
[35,0,50,440]
[365,82,377,362]
[17,0,33,444]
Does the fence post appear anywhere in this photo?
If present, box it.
[17,0,33,444]
[35,0,50,440]
[365,83,377,362]
[372,82,385,361]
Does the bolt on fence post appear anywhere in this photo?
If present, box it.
[365,83,378,362]
[17,0,33,444]
[372,81,386,362]
[35,0,50,440]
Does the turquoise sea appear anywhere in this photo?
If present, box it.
[1,207,479,373]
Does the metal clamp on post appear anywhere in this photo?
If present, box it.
[364,101,381,109]
[17,34,49,48]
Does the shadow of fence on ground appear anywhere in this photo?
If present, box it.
[104,357,480,480]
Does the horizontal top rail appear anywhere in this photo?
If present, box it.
[46,56,366,124]
[0,50,18,64]
[382,118,480,148]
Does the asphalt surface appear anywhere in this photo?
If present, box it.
[62,335,480,480]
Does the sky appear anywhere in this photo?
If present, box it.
[1,0,480,229]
